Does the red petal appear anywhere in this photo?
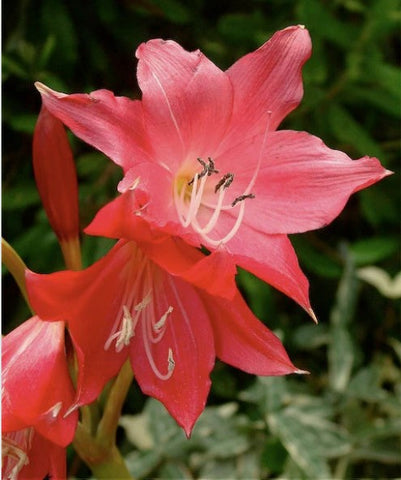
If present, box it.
[2,317,78,446]
[2,429,66,480]
[203,292,301,375]
[85,192,238,300]
[130,273,215,436]
[35,83,151,172]
[220,25,311,150]
[246,130,392,234]
[136,39,233,169]
[33,106,79,241]
[26,244,134,408]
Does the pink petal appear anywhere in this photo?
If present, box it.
[220,25,311,151]
[130,273,215,436]
[223,226,312,313]
[2,317,78,446]
[35,83,151,172]
[136,39,233,169]
[244,130,392,234]
[203,292,302,375]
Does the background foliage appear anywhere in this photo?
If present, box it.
[2,0,400,478]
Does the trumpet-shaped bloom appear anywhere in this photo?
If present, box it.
[34,25,391,315]
[2,428,66,480]
[2,316,77,479]
[27,239,304,436]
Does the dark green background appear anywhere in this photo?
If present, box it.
[2,0,400,478]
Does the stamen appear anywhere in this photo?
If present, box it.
[2,428,33,480]
[167,348,175,372]
[174,111,271,246]
[153,306,174,332]
[188,157,219,185]
[134,292,152,311]
[231,193,255,207]
[127,176,141,190]
[104,296,150,353]
[42,401,62,419]
[206,157,219,175]
[214,173,234,193]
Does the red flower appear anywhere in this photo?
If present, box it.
[26,239,304,436]
[2,428,66,480]
[2,316,78,479]
[34,26,391,315]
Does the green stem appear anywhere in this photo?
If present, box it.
[73,423,133,479]
[60,236,82,271]
[72,361,134,478]
[96,360,134,446]
[1,238,32,312]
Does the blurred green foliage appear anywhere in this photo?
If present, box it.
[2,0,400,478]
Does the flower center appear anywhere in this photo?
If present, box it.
[104,247,175,381]
[2,428,34,480]
[173,156,256,246]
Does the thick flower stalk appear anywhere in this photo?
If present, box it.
[26,237,304,436]
[34,25,391,316]
[2,316,78,479]
[33,105,81,270]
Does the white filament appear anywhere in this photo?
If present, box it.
[173,112,271,246]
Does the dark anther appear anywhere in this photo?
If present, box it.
[215,173,234,193]
[188,157,219,185]
[207,158,219,176]
[231,193,255,207]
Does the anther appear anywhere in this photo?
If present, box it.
[188,157,219,185]
[207,157,219,175]
[153,306,174,332]
[215,173,234,193]
[167,348,175,373]
[231,193,255,207]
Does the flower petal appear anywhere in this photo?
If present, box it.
[2,429,66,480]
[2,317,78,446]
[220,25,311,150]
[245,130,392,234]
[130,273,215,436]
[26,244,133,408]
[85,190,238,299]
[223,226,312,313]
[136,39,233,169]
[203,292,302,375]
[35,82,151,172]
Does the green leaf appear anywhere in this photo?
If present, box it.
[328,103,385,159]
[328,247,359,392]
[124,449,161,479]
[347,366,388,402]
[268,406,350,478]
[350,236,399,266]
[296,0,357,48]
[291,235,342,279]
[262,438,288,474]
[158,461,193,479]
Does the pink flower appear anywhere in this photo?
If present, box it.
[2,316,78,479]
[26,238,304,436]
[34,25,391,315]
